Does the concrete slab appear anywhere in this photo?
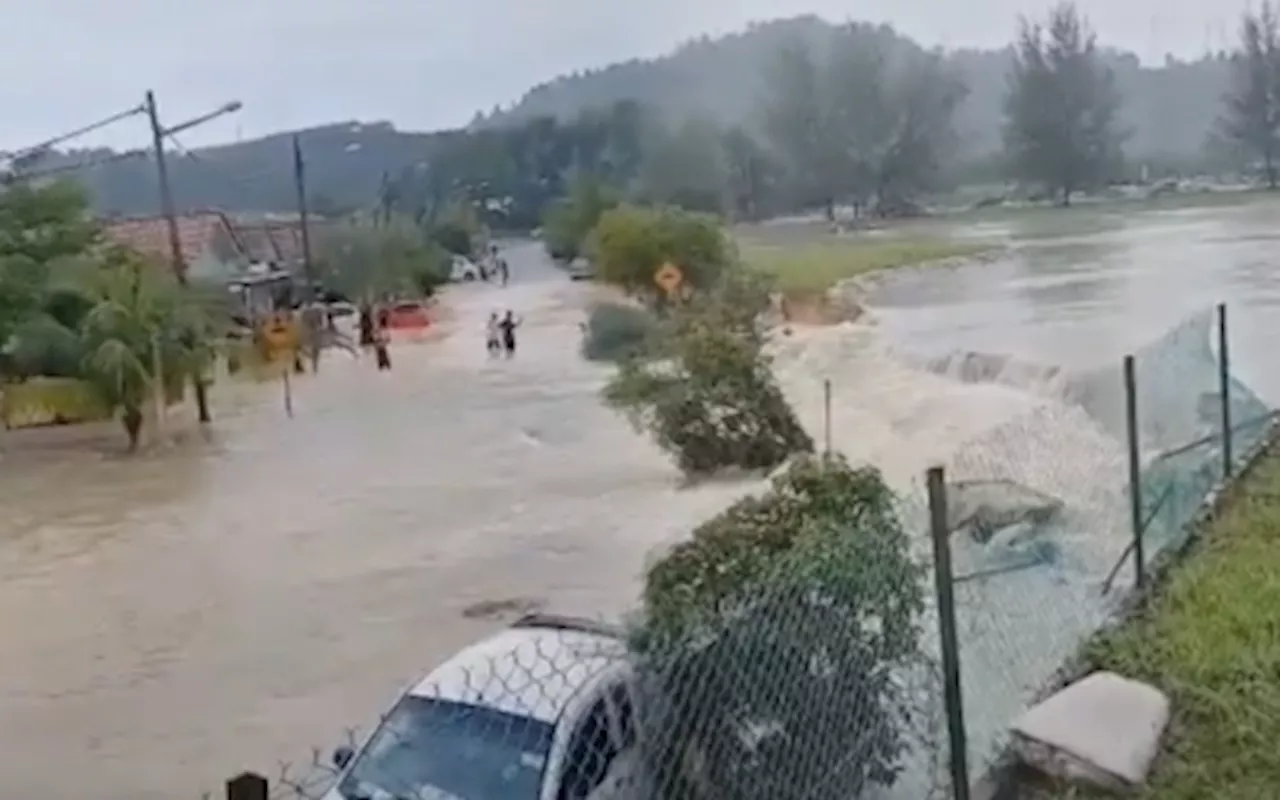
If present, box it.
[1011,671,1170,793]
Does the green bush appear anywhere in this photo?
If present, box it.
[603,319,811,476]
[587,205,733,301]
[427,221,472,256]
[542,178,619,263]
[411,243,453,297]
[580,302,658,362]
[630,455,927,799]
[314,222,449,300]
[541,199,582,262]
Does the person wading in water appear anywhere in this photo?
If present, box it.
[373,307,393,371]
[358,303,375,348]
[498,310,521,358]
[485,312,502,357]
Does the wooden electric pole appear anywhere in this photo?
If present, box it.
[145,90,212,424]
[292,134,320,372]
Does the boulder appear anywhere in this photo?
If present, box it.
[1011,671,1170,793]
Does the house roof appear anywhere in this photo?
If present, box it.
[235,224,283,264]
[102,209,248,270]
[263,221,304,264]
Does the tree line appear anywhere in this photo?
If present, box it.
[372,1,1280,235]
[18,5,1280,225]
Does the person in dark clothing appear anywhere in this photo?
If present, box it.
[358,304,375,347]
[374,325,392,371]
[498,310,521,358]
[497,257,510,286]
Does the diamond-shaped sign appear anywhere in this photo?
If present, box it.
[654,262,684,295]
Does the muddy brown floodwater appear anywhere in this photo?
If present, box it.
[6,202,1280,799]
[0,244,756,799]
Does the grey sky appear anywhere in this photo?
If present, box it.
[2,0,1246,153]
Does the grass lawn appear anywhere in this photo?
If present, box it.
[737,236,994,294]
[1029,447,1280,799]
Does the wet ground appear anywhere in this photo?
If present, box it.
[4,200,1280,798]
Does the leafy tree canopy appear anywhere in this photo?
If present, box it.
[631,454,928,799]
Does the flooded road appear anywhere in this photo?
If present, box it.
[870,201,1280,399]
[0,244,753,798]
[4,201,1280,799]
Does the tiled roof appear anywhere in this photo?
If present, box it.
[261,218,337,266]
[235,225,282,263]
[263,222,304,264]
[103,210,248,271]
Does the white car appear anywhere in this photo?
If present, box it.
[324,614,644,800]
[451,255,482,282]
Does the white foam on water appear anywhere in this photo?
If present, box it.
[766,316,1137,788]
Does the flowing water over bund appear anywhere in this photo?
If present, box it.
[4,201,1280,798]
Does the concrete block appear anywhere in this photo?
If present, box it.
[1011,671,1170,793]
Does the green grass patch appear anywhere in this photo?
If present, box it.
[738,237,993,294]
[1031,449,1280,799]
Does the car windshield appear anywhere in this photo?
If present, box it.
[336,695,554,800]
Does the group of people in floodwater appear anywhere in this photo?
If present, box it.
[357,305,522,366]
[486,310,521,358]
[353,248,522,370]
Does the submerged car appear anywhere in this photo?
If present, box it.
[324,614,643,800]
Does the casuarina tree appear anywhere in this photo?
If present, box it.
[1003,2,1126,205]
[1219,2,1280,188]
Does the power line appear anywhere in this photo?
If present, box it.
[1,148,150,185]
[2,105,146,164]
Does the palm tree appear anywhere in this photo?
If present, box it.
[77,261,214,450]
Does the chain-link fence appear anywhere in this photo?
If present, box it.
[916,302,1277,789]
[210,502,954,800]
[217,590,950,800]
[207,305,1270,800]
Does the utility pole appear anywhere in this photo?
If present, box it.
[292,134,320,372]
[145,91,189,287]
[146,90,239,424]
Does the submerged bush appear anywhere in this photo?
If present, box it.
[603,320,811,476]
[580,302,658,362]
[630,455,927,799]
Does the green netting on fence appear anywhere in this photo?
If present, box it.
[922,305,1271,783]
[1124,308,1271,557]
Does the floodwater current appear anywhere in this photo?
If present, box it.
[4,200,1280,798]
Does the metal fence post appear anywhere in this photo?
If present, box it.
[927,466,970,800]
[1218,302,1233,478]
[1124,355,1145,590]
[823,379,832,456]
[226,772,269,800]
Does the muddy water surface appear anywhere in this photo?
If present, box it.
[5,202,1280,798]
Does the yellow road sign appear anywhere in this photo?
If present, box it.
[258,311,301,360]
[654,262,683,296]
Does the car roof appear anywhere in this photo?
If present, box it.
[408,617,627,724]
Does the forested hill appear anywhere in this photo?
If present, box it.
[28,121,449,216]
[26,15,1232,215]
[488,16,1230,163]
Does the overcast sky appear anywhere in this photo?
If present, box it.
[0,0,1247,154]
